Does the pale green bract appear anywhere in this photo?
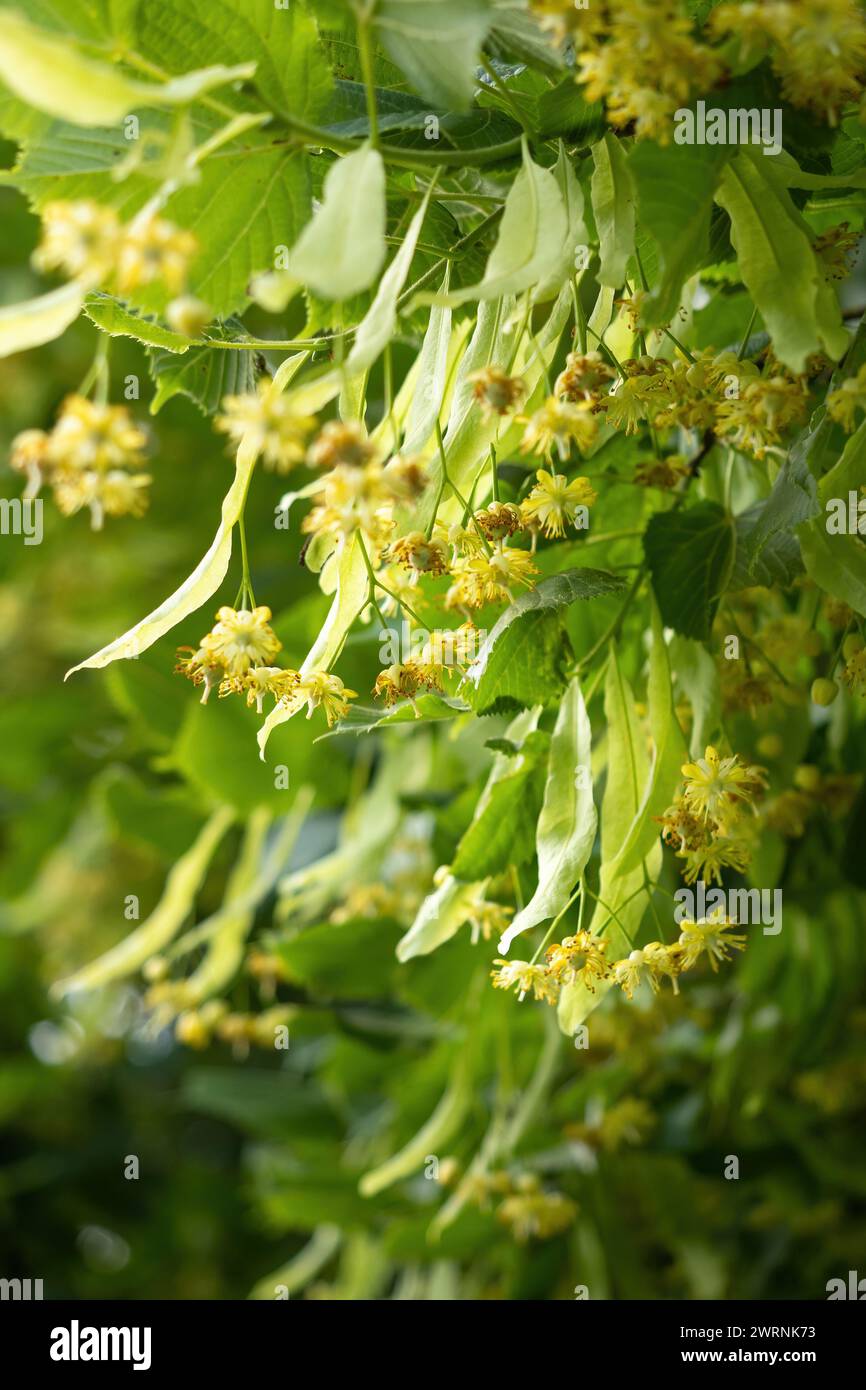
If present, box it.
[0,10,255,127]
[499,679,597,952]
[289,145,387,303]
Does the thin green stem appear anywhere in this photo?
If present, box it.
[577,567,645,671]
[490,444,500,502]
[357,11,380,149]
[434,419,491,554]
[480,57,529,133]
[737,305,759,361]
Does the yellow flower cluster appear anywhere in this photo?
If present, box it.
[827,363,866,433]
[596,351,811,462]
[656,745,767,885]
[175,604,356,726]
[491,911,749,1009]
[35,199,198,296]
[711,0,866,125]
[10,394,150,529]
[171,1001,294,1054]
[455,1166,578,1242]
[536,0,866,136]
[575,1,724,143]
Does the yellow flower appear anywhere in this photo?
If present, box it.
[220,666,299,714]
[175,645,225,704]
[116,212,198,295]
[520,469,597,538]
[389,530,451,576]
[469,366,526,419]
[216,380,316,473]
[47,395,148,472]
[642,941,684,994]
[446,543,538,609]
[201,606,282,677]
[599,375,659,435]
[307,420,378,471]
[545,931,609,992]
[10,428,50,495]
[814,222,862,282]
[713,0,866,124]
[302,462,394,546]
[843,647,866,695]
[612,943,683,996]
[679,837,752,887]
[520,396,598,459]
[32,199,121,284]
[475,502,524,541]
[491,959,559,1005]
[577,1,723,143]
[658,797,710,854]
[715,376,809,460]
[826,364,866,434]
[610,950,649,1001]
[634,453,691,490]
[51,469,101,521]
[678,913,748,972]
[382,454,428,502]
[555,351,615,402]
[289,671,357,727]
[496,1190,577,1241]
[463,889,513,945]
[372,660,443,713]
[681,746,767,827]
[99,468,151,520]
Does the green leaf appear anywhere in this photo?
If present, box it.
[591,131,635,289]
[373,0,494,112]
[466,608,569,714]
[714,151,849,372]
[99,767,204,860]
[183,1069,340,1144]
[147,319,257,415]
[499,677,597,952]
[156,146,312,319]
[733,424,820,568]
[277,917,403,998]
[137,0,334,123]
[289,145,386,302]
[644,501,735,641]
[628,140,727,327]
[451,727,548,879]
[798,419,866,617]
[322,693,469,738]
[534,141,589,301]
[84,292,191,353]
[730,499,804,590]
[485,2,565,76]
[464,567,626,714]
